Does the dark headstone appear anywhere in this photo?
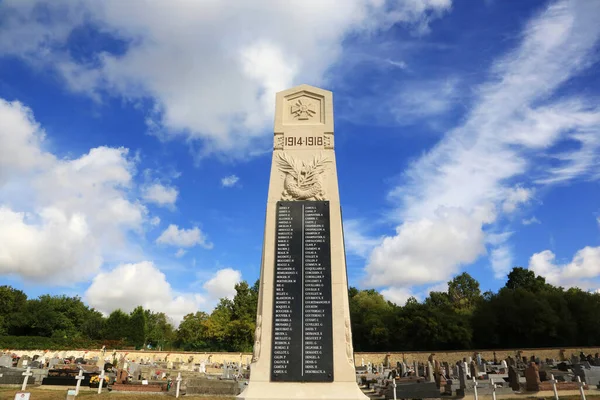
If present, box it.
[508,366,520,391]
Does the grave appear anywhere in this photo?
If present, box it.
[237,85,368,400]
[573,363,600,387]
[187,377,241,396]
[385,381,440,399]
[0,367,37,385]
[525,362,541,392]
[41,368,96,386]
[0,355,12,367]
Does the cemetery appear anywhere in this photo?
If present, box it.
[2,85,600,400]
[2,347,600,399]
[1,80,600,400]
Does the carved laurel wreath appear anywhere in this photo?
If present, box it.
[276,153,329,190]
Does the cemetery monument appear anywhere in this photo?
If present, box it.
[238,85,367,399]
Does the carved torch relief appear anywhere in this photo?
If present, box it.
[276,153,330,201]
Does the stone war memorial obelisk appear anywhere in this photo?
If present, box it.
[238,85,368,400]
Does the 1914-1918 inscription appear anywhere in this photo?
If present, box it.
[271,201,333,382]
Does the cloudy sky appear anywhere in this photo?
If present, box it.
[1,0,600,323]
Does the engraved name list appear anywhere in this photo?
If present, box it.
[271,201,333,382]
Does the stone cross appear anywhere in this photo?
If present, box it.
[577,376,586,400]
[550,374,559,400]
[392,376,397,400]
[21,366,32,391]
[74,369,85,395]
[176,372,182,398]
[97,369,106,394]
[473,377,479,400]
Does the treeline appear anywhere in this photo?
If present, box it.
[1,268,600,352]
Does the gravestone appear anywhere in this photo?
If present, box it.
[427,361,434,382]
[457,363,467,397]
[0,355,12,367]
[508,366,520,391]
[525,363,541,392]
[238,85,367,400]
[469,360,478,378]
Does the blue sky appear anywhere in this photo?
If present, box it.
[1,0,600,322]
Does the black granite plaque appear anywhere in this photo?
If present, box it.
[271,201,333,382]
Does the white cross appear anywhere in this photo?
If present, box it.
[577,376,586,400]
[97,370,106,394]
[392,377,397,400]
[21,366,32,391]
[473,377,478,400]
[74,369,85,395]
[550,374,559,400]
[175,372,182,398]
[491,378,497,400]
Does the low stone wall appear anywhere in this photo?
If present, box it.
[354,347,600,366]
[5,347,600,367]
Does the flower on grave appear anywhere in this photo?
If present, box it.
[90,375,109,384]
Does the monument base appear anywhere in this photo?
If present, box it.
[237,381,369,400]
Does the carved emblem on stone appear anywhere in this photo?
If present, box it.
[324,133,333,149]
[251,315,262,363]
[277,153,330,200]
[290,99,316,120]
[345,317,354,365]
[274,134,284,150]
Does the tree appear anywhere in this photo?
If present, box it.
[0,286,27,335]
[176,312,209,350]
[145,311,175,349]
[505,267,550,292]
[448,272,481,314]
[103,310,130,341]
[349,289,394,351]
[128,306,147,348]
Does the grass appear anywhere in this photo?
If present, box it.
[0,387,236,400]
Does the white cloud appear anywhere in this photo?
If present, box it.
[522,216,541,225]
[174,248,186,258]
[202,268,242,301]
[390,77,460,124]
[490,245,513,279]
[85,261,207,324]
[141,183,178,207]
[156,224,212,249]
[502,186,533,214]
[149,216,161,226]
[367,206,493,287]
[0,99,51,184]
[0,99,152,282]
[368,0,600,293]
[0,0,451,158]
[529,246,600,290]
[343,219,382,258]
[221,175,240,188]
[381,286,414,306]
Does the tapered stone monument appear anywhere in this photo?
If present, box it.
[238,85,368,400]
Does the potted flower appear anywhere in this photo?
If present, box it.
[89,374,109,388]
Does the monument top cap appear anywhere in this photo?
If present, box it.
[274,84,333,134]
